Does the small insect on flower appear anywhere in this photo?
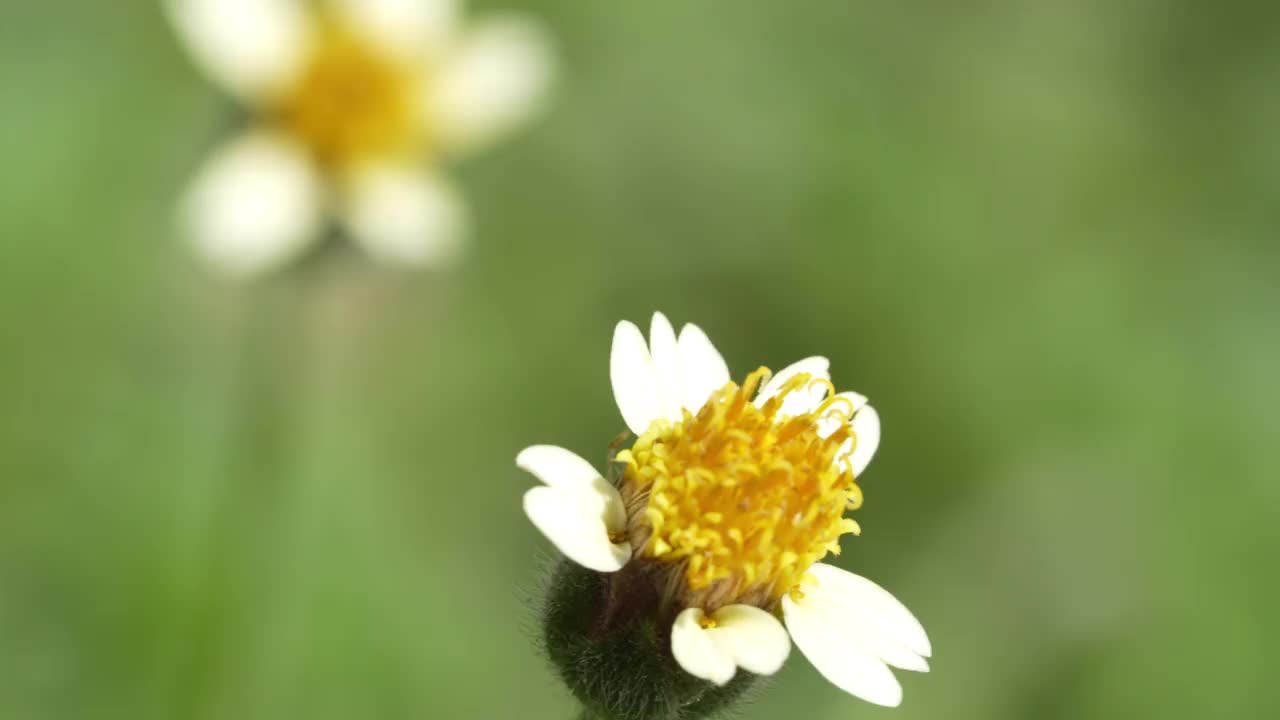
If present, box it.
[167,0,553,276]
[520,314,930,719]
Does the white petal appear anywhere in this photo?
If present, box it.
[671,608,736,686]
[648,312,684,422]
[516,446,626,532]
[611,320,661,436]
[706,605,791,677]
[166,0,308,101]
[590,476,629,538]
[846,405,881,477]
[795,597,929,674]
[342,166,466,267]
[783,590,904,707]
[783,564,930,705]
[523,486,631,572]
[516,445,603,491]
[182,131,323,277]
[806,563,931,658]
[755,356,831,417]
[432,16,554,154]
[676,323,730,413]
[331,0,459,58]
[816,391,870,438]
[850,618,930,673]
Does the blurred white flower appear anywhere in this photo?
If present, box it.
[518,313,931,707]
[168,0,553,276]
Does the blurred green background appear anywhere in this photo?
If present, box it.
[2,1,1278,718]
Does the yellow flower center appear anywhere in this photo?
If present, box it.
[277,22,427,169]
[615,369,864,608]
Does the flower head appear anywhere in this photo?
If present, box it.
[168,0,553,275]
[521,313,930,714]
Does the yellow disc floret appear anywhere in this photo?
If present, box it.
[277,21,426,169]
[615,368,865,608]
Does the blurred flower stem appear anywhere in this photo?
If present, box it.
[172,256,434,715]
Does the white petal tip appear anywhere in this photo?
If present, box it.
[676,322,731,412]
[874,692,904,708]
[645,312,684,421]
[514,444,564,474]
[613,320,642,339]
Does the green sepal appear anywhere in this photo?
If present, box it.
[542,561,759,720]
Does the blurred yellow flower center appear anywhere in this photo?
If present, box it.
[616,369,864,606]
[278,23,426,169]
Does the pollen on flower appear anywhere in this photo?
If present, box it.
[615,368,865,608]
[277,22,426,168]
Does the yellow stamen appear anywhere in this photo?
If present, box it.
[276,21,426,169]
[808,379,838,408]
[623,368,864,604]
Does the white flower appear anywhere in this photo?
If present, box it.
[517,312,930,707]
[168,0,553,276]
